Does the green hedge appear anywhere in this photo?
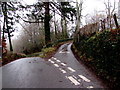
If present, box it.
[74,30,120,88]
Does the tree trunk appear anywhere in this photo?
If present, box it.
[2,17,5,40]
[44,2,51,47]
[4,2,13,51]
[61,18,64,38]
[64,17,68,38]
[54,10,57,39]
[113,14,119,29]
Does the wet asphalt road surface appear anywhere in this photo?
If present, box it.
[2,43,107,88]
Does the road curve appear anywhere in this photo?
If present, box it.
[2,43,107,88]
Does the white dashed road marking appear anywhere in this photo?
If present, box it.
[56,60,61,62]
[59,68,67,73]
[53,57,57,60]
[48,59,55,64]
[87,86,94,88]
[78,75,91,82]
[54,64,59,67]
[67,67,76,72]
[48,45,100,88]
[61,63,67,66]
[59,51,70,54]
[72,75,77,79]
[66,76,80,85]
[48,59,52,61]
[49,57,91,86]
[51,61,55,64]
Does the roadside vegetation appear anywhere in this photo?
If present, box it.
[2,39,72,65]
[1,0,120,88]
[73,29,120,89]
[1,1,76,65]
[26,39,73,59]
[2,52,26,65]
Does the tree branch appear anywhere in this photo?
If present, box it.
[17,14,43,23]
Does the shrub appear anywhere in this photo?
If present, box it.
[40,47,55,58]
[74,30,120,88]
[2,52,26,65]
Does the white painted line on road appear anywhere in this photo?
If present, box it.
[59,51,70,54]
[61,63,67,66]
[53,57,57,60]
[52,57,57,60]
[48,59,52,61]
[73,75,77,79]
[56,60,61,63]
[48,59,55,64]
[66,76,80,85]
[54,64,59,67]
[87,86,94,88]
[67,67,76,72]
[48,59,52,62]
[48,59,55,63]
[59,51,63,53]
[51,61,55,64]
[78,75,91,82]
[59,68,67,73]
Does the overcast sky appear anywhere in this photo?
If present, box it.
[22,0,119,23]
[84,0,119,14]
[11,0,119,39]
[23,0,119,14]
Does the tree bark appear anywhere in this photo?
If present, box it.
[64,17,68,38]
[54,10,57,39]
[113,14,119,29]
[44,2,51,47]
[4,2,13,51]
[61,18,64,38]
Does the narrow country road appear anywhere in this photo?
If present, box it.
[2,43,106,88]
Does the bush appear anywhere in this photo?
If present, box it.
[74,30,120,88]
[39,47,55,58]
[2,52,26,65]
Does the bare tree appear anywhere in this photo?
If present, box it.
[75,0,83,32]
[74,0,83,43]
[104,0,116,29]
[12,23,45,54]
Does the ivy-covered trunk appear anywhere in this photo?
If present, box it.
[44,2,51,47]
